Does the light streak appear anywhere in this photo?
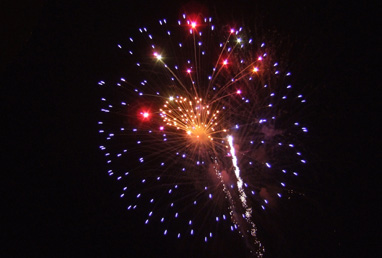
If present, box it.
[227,135,264,256]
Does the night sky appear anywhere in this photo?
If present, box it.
[3,1,379,257]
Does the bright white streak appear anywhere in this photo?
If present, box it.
[228,135,264,257]
[227,135,249,217]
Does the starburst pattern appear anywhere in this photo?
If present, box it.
[97,13,308,257]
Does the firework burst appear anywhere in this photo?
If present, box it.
[97,13,308,257]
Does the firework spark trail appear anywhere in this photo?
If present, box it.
[227,135,247,210]
[227,135,264,256]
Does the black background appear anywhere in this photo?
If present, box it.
[2,0,379,257]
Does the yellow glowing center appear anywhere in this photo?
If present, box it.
[159,96,224,146]
[187,126,210,142]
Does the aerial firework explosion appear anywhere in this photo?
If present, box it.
[97,13,308,257]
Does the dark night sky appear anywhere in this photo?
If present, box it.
[2,0,379,257]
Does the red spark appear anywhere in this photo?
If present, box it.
[190,21,197,29]
[139,110,151,121]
